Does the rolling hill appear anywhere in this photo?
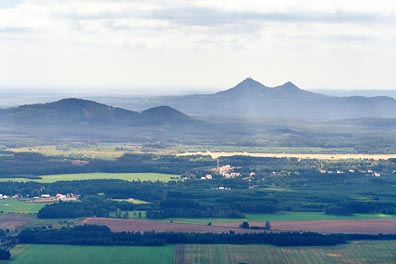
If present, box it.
[0,98,194,127]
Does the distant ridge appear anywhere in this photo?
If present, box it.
[136,78,396,119]
[0,98,194,127]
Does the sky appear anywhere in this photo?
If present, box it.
[1,0,396,93]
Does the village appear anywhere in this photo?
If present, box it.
[0,193,79,204]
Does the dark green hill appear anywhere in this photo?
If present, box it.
[140,106,194,125]
[0,98,194,127]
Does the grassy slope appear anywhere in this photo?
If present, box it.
[0,200,48,214]
[0,172,178,183]
[4,245,174,264]
[180,241,396,264]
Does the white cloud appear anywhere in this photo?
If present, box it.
[0,0,396,90]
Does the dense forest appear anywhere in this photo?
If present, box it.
[1,152,396,218]
[19,224,348,247]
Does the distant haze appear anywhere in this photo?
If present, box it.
[1,0,396,92]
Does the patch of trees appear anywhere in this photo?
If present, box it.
[37,197,135,219]
[325,202,396,215]
[18,224,348,247]
[0,249,10,260]
[0,153,215,177]
[324,205,353,216]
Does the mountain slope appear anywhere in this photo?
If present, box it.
[0,98,194,127]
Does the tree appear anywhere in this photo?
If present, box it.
[265,221,271,230]
[239,221,249,229]
[0,249,10,260]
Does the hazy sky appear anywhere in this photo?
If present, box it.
[1,0,396,92]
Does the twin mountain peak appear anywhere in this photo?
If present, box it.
[2,78,396,125]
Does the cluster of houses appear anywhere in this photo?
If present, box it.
[319,169,381,177]
[200,174,213,180]
[210,162,242,178]
[31,193,79,203]
[0,194,9,199]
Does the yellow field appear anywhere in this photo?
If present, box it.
[7,145,141,160]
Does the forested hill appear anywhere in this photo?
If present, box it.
[0,98,194,127]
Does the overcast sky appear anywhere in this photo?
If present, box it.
[1,0,396,93]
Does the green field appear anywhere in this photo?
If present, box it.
[3,244,174,264]
[112,198,150,204]
[0,173,178,183]
[0,200,48,214]
[176,241,396,264]
[165,212,396,224]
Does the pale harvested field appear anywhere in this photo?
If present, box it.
[81,218,396,234]
[0,214,35,229]
[177,152,396,160]
[81,218,265,233]
[214,219,396,234]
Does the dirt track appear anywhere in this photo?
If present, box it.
[81,218,396,234]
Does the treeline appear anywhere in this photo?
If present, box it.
[146,196,276,219]
[37,197,136,218]
[0,229,11,260]
[19,224,347,247]
[325,201,396,216]
[0,249,10,260]
[0,152,214,177]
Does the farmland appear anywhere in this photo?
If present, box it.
[3,240,396,264]
[176,241,396,264]
[81,217,396,234]
[0,173,177,183]
[7,145,135,160]
[0,214,36,230]
[163,212,396,224]
[0,200,48,214]
[0,214,63,230]
[81,217,248,233]
[3,244,174,264]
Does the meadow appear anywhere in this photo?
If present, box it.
[3,244,174,264]
[177,241,396,264]
[0,200,48,214]
[0,172,177,183]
